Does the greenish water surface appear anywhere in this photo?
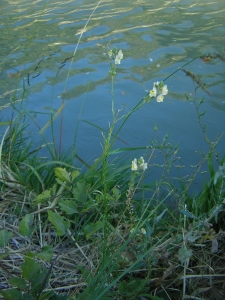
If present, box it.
[0,0,225,190]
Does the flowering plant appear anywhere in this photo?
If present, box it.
[149,81,168,102]
[107,48,124,65]
[107,48,124,78]
[131,156,147,171]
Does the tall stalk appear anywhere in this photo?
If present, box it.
[101,60,117,260]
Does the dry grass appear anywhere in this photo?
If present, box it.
[1,163,225,299]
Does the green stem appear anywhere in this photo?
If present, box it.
[101,75,116,261]
[113,56,201,141]
[163,56,199,81]
[112,76,115,120]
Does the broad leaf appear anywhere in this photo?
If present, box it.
[71,170,80,182]
[118,279,147,296]
[19,214,34,237]
[84,221,104,240]
[34,189,51,204]
[9,277,27,290]
[0,289,23,300]
[59,200,78,214]
[37,245,53,262]
[48,211,70,236]
[30,265,49,296]
[38,291,60,300]
[73,181,90,203]
[54,167,71,183]
[21,252,41,282]
[38,291,57,300]
[0,229,13,248]
[47,294,69,300]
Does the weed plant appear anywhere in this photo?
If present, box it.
[0,5,225,300]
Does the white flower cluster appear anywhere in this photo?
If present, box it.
[115,50,123,65]
[107,49,123,65]
[131,157,147,171]
[149,81,168,102]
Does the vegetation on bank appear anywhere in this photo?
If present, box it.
[0,20,225,300]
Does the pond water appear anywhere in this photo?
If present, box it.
[0,0,225,192]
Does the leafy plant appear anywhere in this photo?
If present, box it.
[0,250,68,300]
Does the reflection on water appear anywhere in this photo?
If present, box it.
[0,0,225,190]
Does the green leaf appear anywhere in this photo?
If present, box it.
[78,266,92,282]
[54,167,71,183]
[84,221,104,240]
[214,165,225,185]
[92,298,112,300]
[21,252,41,282]
[208,153,215,179]
[9,277,27,290]
[37,291,55,300]
[0,229,13,248]
[146,296,164,300]
[21,252,50,296]
[0,121,12,125]
[30,265,49,296]
[48,294,69,300]
[0,289,23,300]
[137,295,161,300]
[38,291,57,300]
[112,187,121,200]
[34,189,51,204]
[199,110,206,117]
[71,170,80,182]
[109,146,149,155]
[118,279,146,296]
[19,214,34,237]
[36,245,53,262]
[73,181,90,203]
[154,209,168,225]
[48,211,70,236]
[179,209,197,219]
[178,247,192,264]
[59,200,78,214]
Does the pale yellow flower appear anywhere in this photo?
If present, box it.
[131,157,147,171]
[115,57,121,65]
[149,81,168,102]
[131,158,138,171]
[115,50,123,65]
[161,85,168,95]
[156,94,164,102]
[149,86,157,98]
[117,50,123,59]
[154,81,160,87]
